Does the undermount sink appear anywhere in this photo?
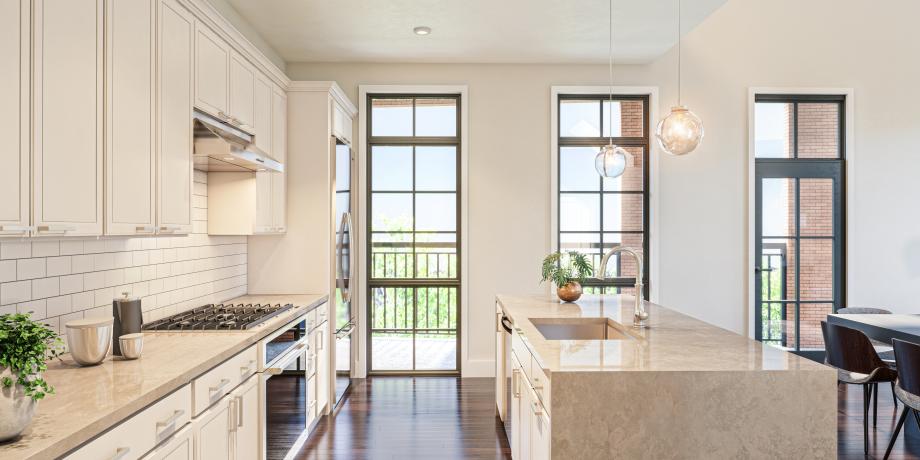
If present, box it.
[529,317,635,341]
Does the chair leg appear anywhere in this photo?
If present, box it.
[884,408,910,460]
[874,383,879,427]
[892,381,899,409]
[913,409,920,430]
[864,384,871,454]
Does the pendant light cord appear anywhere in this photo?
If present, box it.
[677,0,682,106]
[608,0,614,146]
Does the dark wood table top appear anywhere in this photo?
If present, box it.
[827,313,920,345]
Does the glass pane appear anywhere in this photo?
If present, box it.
[335,192,350,225]
[560,100,600,137]
[799,178,834,237]
[371,332,413,370]
[603,193,643,232]
[415,98,457,137]
[754,102,792,158]
[800,238,834,301]
[797,103,840,159]
[371,146,412,191]
[371,232,413,279]
[760,302,796,350]
[761,178,794,237]
[799,303,833,351]
[371,98,412,136]
[602,146,644,192]
[560,147,601,192]
[335,144,350,191]
[560,233,601,270]
[599,234,644,279]
[372,193,412,231]
[415,233,457,278]
[603,100,644,137]
[415,193,456,231]
[762,238,796,301]
[415,287,457,369]
[416,146,456,191]
[415,331,456,370]
[560,194,600,231]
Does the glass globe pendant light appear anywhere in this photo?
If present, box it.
[595,0,631,178]
[656,0,704,156]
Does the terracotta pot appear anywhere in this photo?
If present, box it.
[0,367,36,442]
[556,282,583,302]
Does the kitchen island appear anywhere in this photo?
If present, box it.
[496,294,836,459]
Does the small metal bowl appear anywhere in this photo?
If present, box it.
[65,316,114,366]
[118,333,144,360]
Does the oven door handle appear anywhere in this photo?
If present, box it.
[265,340,309,374]
[500,316,513,334]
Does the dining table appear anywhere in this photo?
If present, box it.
[827,313,920,349]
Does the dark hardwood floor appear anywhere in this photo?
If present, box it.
[288,376,920,459]
[295,377,511,460]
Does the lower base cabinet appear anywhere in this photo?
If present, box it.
[194,393,233,460]
[140,425,193,460]
[232,374,260,459]
[509,350,552,460]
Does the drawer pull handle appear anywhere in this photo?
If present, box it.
[156,409,185,440]
[240,360,255,375]
[0,225,34,234]
[512,369,521,398]
[36,225,75,234]
[135,225,157,234]
[531,401,543,416]
[317,331,324,350]
[236,395,244,427]
[112,447,131,460]
[228,398,238,432]
[209,378,231,399]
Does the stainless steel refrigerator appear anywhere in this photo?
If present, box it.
[333,137,355,407]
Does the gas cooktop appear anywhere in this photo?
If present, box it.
[142,303,294,331]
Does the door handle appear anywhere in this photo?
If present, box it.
[235,395,244,427]
[111,447,131,460]
[228,398,238,432]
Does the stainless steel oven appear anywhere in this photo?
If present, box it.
[258,313,311,460]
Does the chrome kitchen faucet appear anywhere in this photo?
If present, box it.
[596,247,648,328]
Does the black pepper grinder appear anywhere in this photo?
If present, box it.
[113,292,143,356]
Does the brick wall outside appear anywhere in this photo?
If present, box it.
[614,100,644,280]
[782,103,838,349]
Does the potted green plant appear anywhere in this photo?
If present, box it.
[541,251,593,302]
[0,313,63,442]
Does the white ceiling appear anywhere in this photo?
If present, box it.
[224,0,728,64]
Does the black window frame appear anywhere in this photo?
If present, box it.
[556,94,651,297]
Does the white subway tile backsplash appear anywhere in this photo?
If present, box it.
[141,265,157,281]
[83,239,106,254]
[124,267,141,284]
[60,274,83,295]
[1,280,31,305]
[0,304,16,315]
[71,291,94,311]
[60,240,84,256]
[17,258,46,280]
[104,269,125,288]
[31,241,60,258]
[113,252,133,269]
[46,295,71,317]
[18,299,47,319]
[94,253,114,271]
[133,251,149,267]
[32,277,60,299]
[0,260,16,283]
[1,241,31,260]
[72,254,94,274]
[47,256,71,277]
[94,288,114,308]
[83,271,105,291]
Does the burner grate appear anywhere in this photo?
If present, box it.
[142,303,294,331]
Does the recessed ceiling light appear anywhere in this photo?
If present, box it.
[413,26,431,36]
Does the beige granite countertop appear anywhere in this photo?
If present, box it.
[0,294,327,460]
[497,293,831,374]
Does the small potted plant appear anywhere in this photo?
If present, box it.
[541,251,593,302]
[0,313,63,442]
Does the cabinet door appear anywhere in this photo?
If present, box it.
[315,325,329,415]
[510,354,522,459]
[227,51,254,132]
[531,390,551,460]
[32,0,104,237]
[519,376,532,460]
[194,395,232,460]
[0,0,30,236]
[270,88,287,232]
[157,0,194,235]
[254,172,273,233]
[105,0,156,236]
[140,425,192,460]
[231,374,259,460]
[194,22,228,117]
[252,76,272,155]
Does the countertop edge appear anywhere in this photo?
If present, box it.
[16,294,328,460]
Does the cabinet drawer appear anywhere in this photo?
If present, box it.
[530,355,551,415]
[191,345,258,415]
[65,384,192,460]
[511,330,531,375]
[314,302,328,328]
[304,307,318,331]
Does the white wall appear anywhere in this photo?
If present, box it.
[285,0,920,370]
[0,170,248,335]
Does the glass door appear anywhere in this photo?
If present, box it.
[753,95,845,361]
[334,138,355,406]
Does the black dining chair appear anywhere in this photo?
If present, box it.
[824,321,899,454]
[884,339,920,459]
[836,307,896,363]
[822,320,898,411]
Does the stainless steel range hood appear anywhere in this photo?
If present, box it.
[193,110,283,173]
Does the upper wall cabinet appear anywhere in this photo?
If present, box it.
[0,0,30,235]
[253,85,286,234]
[194,22,229,118]
[158,0,194,235]
[333,101,353,145]
[105,0,157,236]
[33,0,104,237]
[228,50,255,132]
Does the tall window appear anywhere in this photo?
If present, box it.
[556,95,650,296]
[366,95,460,373]
[754,94,845,359]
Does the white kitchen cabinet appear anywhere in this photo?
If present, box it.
[332,101,353,145]
[0,0,30,236]
[140,425,193,460]
[194,393,233,460]
[32,0,104,237]
[252,75,272,154]
[530,388,551,460]
[228,50,255,132]
[231,374,260,460]
[254,86,286,235]
[510,353,524,459]
[105,0,157,236]
[157,0,194,235]
[314,323,329,416]
[194,21,229,118]
[518,357,533,460]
